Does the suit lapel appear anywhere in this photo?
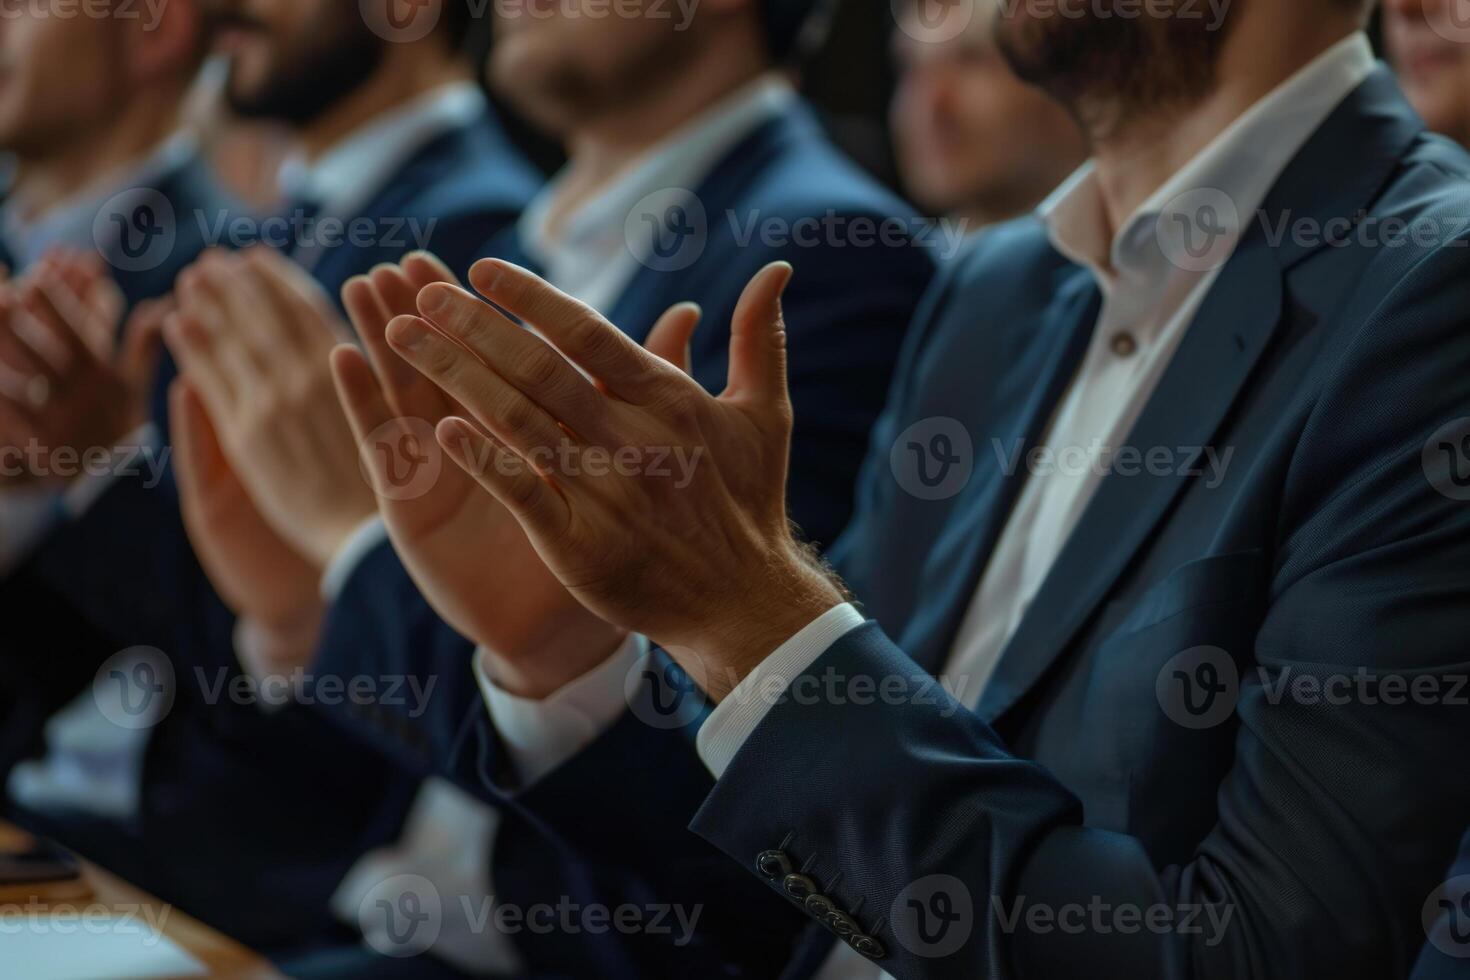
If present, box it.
[971,64,1424,724]
[975,242,1284,722]
[903,266,1100,675]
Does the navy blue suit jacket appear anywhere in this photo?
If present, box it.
[675,66,1470,979]
[327,68,1470,978]
[3,114,542,950]
[310,101,937,976]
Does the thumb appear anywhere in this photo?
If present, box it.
[644,302,701,376]
[330,343,401,498]
[722,262,793,409]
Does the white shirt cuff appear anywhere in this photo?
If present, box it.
[320,515,389,601]
[695,603,865,779]
[473,632,646,787]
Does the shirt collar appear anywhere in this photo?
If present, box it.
[0,133,196,271]
[277,80,486,218]
[1041,32,1375,314]
[519,73,796,270]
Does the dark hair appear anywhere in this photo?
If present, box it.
[762,0,841,64]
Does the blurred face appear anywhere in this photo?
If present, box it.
[1384,0,1470,147]
[0,7,126,158]
[490,0,716,136]
[891,2,1087,221]
[993,0,1237,134]
[208,0,384,124]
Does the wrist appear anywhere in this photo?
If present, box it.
[479,617,629,700]
[691,544,847,702]
[237,604,325,678]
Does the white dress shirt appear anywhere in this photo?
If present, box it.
[697,33,1376,980]
[314,74,796,973]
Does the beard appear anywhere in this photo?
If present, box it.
[220,5,386,125]
[994,0,1238,137]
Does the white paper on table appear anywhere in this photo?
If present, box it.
[0,914,206,979]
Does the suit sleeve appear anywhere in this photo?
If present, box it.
[686,240,1470,979]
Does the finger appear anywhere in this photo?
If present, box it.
[436,415,569,538]
[330,343,417,504]
[169,378,228,522]
[723,261,794,407]
[644,302,702,377]
[467,259,674,399]
[120,301,166,397]
[198,253,281,371]
[163,309,238,415]
[417,282,604,437]
[19,277,102,374]
[245,247,348,351]
[355,268,429,382]
[177,263,260,385]
[401,251,460,290]
[386,314,573,463]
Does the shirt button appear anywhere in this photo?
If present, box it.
[1111,332,1138,357]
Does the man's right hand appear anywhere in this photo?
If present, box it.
[332,253,643,699]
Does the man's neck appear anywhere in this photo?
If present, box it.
[1089,20,1360,239]
[549,51,772,233]
[297,50,469,162]
[11,92,182,222]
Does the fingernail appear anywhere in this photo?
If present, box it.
[418,284,451,316]
[388,317,429,350]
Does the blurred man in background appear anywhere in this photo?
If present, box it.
[0,0,540,958]
[889,0,1087,233]
[164,0,936,973]
[1383,0,1470,147]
